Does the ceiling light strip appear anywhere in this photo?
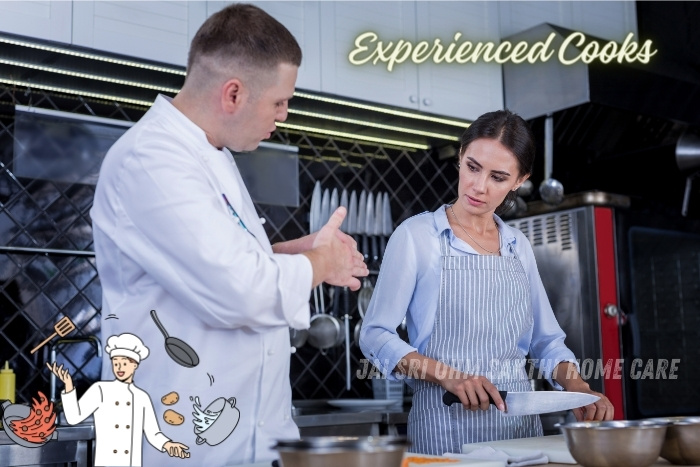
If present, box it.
[0,58,181,93]
[277,122,429,150]
[0,78,153,107]
[287,109,459,141]
[0,36,186,75]
[293,91,470,128]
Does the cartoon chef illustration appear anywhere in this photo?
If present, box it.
[47,333,190,466]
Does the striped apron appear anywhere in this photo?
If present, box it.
[407,231,543,455]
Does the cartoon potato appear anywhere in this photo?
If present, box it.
[164,409,185,426]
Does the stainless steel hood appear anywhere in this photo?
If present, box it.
[502,23,700,126]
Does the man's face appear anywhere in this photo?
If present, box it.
[227,62,297,152]
[112,356,138,383]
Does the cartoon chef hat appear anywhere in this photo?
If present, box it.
[105,333,149,363]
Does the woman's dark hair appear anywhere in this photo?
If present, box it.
[458,109,536,214]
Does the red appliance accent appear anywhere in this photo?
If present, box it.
[593,207,624,419]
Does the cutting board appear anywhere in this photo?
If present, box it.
[462,434,575,464]
[403,452,505,467]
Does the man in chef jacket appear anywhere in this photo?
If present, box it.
[48,333,190,466]
[90,3,368,466]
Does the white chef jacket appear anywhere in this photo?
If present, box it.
[91,95,313,465]
[61,380,169,466]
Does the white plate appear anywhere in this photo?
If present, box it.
[327,399,401,409]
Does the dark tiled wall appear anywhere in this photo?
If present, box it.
[0,85,456,404]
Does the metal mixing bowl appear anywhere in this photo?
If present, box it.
[273,435,409,467]
[647,416,700,465]
[558,420,669,467]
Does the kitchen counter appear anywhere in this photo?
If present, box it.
[292,402,408,436]
[0,423,94,466]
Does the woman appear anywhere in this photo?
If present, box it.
[359,110,613,455]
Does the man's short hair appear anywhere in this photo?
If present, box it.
[187,3,302,74]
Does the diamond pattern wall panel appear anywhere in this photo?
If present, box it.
[0,84,458,405]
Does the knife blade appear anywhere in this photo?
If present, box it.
[329,187,339,221]
[320,188,330,227]
[357,191,367,236]
[382,192,393,236]
[347,191,357,235]
[339,189,349,232]
[374,191,383,236]
[310,181,321,233]
[442,390,600,416]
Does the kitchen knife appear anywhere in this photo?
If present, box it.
[329,188,339,221]
[374,191,383,237]
[365,192,375,267]
[347,191,358,236]
[357,191,368,261]
[310,181,321,233]
[380,192,392,257]
[339,188,349,232]
[442,390,600,416]
[320,188,330,227]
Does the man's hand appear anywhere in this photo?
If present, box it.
[163,441,190,458]
[304,206,368,290]
[46,362,74,393]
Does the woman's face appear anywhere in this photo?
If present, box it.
[456,138,529,216]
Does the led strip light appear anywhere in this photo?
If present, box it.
[0,36,185,75]
[277,122,430,150]
[288,109,459,141]
[0,58,180,93]
[293,91,470,128]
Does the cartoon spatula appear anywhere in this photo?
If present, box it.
[30,317,76,354]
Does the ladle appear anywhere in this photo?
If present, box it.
[539,114,564,205]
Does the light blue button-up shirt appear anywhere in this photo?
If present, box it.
[359,205,577,388]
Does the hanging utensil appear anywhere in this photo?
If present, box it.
[380,192,392,258]
[539,114,564,205]
[30,317,76,355]
[374,191,384,265]
[357,190,367,262]
[317,188,331,315]
[310,181,321,233]
[343,285,351,391]
[329,188,339,219]
[307,289,342,353]
[150,310,200,368]
[339,188,349,232]
[309,181,322,322]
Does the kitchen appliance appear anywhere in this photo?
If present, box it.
[506,191,700,420]
[443,390,599,416]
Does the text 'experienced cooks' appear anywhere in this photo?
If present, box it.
[348,31,657,71]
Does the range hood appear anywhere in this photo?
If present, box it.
[502,23,700,126]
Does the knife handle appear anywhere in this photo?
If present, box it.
[442,390,508,407]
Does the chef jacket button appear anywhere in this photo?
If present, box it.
[203,156,210,162]
[113,450,117,454]
[115,401,119,405]
[126,425,130,429]
[115,424,119,428]
[267,348,275,356]
[258,421,265,427]
[125,450,129,454]
[259,217,266,224]
[284,414,289,421]
[126,402,131,406]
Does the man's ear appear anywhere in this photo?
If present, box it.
[221,78,245,113]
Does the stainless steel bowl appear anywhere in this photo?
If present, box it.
[273,435,409,467]
[647,416,700,465]
[559,420,669,467]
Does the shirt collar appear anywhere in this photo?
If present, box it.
[150,94,219,153]
[432,203,517,246]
